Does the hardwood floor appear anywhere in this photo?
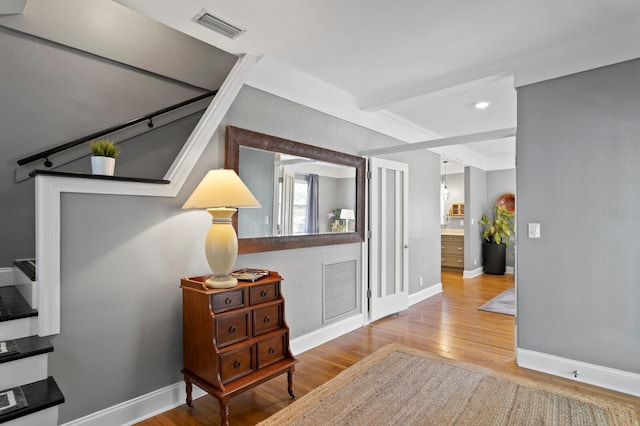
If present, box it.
[140,271,640,425]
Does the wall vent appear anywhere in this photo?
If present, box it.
[323,260,359,324]
[194,10,245,39]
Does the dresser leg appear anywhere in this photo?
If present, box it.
[287,369,296,399]
[184,377,193,407]
[219,398,230,426]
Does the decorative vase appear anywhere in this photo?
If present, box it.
[91,156,116,176]
[482,242,506,275]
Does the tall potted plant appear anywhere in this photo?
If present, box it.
[89,139,120,176]
[479,205,515,275]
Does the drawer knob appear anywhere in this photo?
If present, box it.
[268,347,276,355]
[233,360,241,369]
[263,316,271,323]
[224,297,232,305]
[229,326,236,334]
[260,289,268,297]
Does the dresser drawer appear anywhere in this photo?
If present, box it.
[219,345,255,384]
[256,332,287,369]
[253,303,282,336]
[441,255,464,268]
[441,242,464,255]
[249,282,279,305]
[211,289,245,313]
[441,235,464,243]
[215,311,250,348]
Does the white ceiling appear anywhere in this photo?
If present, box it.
[116,0,640,170]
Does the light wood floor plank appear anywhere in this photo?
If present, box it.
[138,271,640,425]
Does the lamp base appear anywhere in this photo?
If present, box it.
[205,274,238,289]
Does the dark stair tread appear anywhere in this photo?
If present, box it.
[0,287,37,323]
[13,260,36,282]
[0,377,64,424]
[0,336,53,364]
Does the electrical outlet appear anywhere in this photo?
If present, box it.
[419,276,423,286]
[474,258,477,266]
[264,216,269,225]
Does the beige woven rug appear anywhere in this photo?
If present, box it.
[259,344,638,426]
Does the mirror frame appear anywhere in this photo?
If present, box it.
[225,126,366,254]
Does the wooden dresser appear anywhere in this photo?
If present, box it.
[441,234,464,269]
[180,272,297,426]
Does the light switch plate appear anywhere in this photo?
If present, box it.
[528,223,541,238]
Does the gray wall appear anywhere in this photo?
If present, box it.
[487,169,516,268]
[464,166,487,271]
[50,86,442,422]
[0,15,234,265]
[238,148,276,238]
[516,58,640,373]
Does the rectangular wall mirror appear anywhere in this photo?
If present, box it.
[225,126,366,254]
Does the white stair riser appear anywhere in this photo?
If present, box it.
[0,267,13,287]
[0,317,38,341]
[0,354,48,390]
[2,406,58,426]
[13,268,38,310]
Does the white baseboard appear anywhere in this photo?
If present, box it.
[463,267,484,279]
[0,267,14,286]
[505,266,514,274]
[409,283,442,306]
[517,347,640,397]
[62,317,364,426]
[290,315,364,355]
[60,381,206,426]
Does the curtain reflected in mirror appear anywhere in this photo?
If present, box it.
[237,146,356,238]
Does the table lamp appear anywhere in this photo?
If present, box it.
[182,169,261,288]
[340,208,355,231]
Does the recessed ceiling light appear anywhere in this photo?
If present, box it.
[474,101,491,109]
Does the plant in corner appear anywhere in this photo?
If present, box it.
[89,139,120,176]
[478,205,515,275]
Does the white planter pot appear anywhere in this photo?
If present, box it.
[91,156,116,176]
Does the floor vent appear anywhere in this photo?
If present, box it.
[323,260,359,324]
[194,10,245,39]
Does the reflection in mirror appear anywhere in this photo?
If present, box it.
[238,146,356,238]
[225,126,366,254]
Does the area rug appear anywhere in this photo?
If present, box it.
[478,286,515,316]
[258,344,638,426]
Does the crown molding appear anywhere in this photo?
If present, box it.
[245,56,439,144]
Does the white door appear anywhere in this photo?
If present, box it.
[369,157,409,321]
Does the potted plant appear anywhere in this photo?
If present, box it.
[89,139,120,176]
[479,205,515,275]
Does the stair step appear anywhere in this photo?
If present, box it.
[0,377,64,425]
[0,336,52,365]
[12,261,35,283]
[0,287,37,323]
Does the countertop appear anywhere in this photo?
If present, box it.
[441,229,464,236]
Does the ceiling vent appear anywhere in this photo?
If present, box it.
[194,10,245,39]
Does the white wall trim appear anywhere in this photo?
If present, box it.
[517,348,640,397]
[290,315,364,355]
[60,381,206,426]
[34,54,256,336]
[505,266,514,274]
[463,267,484,279]
[409,283,442,306]
[0,267,13,286]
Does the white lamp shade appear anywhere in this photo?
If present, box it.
[340,209,355,220]
[182,169,261,209]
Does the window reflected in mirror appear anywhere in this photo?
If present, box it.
[237,146,356,238]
